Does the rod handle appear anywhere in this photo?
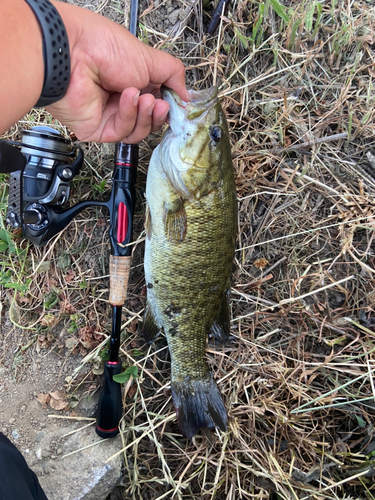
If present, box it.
[109,255,132,306]
[95,361,122,439]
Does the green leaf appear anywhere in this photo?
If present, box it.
[269,0,290,23]
[4,281,27,293]
[93,179,107,194]
[252,3,265,43]
[0,270,12,285]
[36,261,51,273]
[79,279,88,289]
[305,2,315,32]
[132,349,144,357]
[0,229,16,254]
[113,365,138,384]
[44,291,59,310]
[100,349,110,362]
[356,414,367,428]
[312,2,323,38]
[236,29,249,49]
[56,253,71,270]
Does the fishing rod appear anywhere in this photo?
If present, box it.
[0,0,139,440]
[95,0,140,439]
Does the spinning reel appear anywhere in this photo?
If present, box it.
[3,126,84,246]
[0,126,137,254]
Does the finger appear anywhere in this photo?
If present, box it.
[151,99,169,132]
[82,87,140,142]
[121,93,155,144]
[146,48,191,102]
[104,87,140,142]
[140,84,161,99]
[162,62,191,102]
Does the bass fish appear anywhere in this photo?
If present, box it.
[143,86,237,438]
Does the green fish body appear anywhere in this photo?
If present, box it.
[143,86,237,438]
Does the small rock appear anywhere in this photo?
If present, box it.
[8,418,15,424]
[36,431,45,443]
[38,427,123,500]
[12,429,20,440]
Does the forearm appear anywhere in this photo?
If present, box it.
[0,0,82,135]
[0,0,44,134]
[0,0,189,143]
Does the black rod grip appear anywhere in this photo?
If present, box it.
[95,361,122,439]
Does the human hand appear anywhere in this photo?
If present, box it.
[48,1,190,144]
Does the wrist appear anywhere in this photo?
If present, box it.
[24,0,71,107]
[51,1,82,65]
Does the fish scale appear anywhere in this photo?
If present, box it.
[143,86,237,438]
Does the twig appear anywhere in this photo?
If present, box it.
[277,133,348,153]
[279,275,354,305]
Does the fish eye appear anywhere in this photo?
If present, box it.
[210,126,222,143]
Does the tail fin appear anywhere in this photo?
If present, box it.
[171,373,227,438]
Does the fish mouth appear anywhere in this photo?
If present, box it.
[162,86,218,108]
[162,86,218,136]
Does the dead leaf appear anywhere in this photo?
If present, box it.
[254,258,269,269]
[49,398,69,411]
[37,393,51,408]
[65,337,78,350]
[127,385,137,398]
[49,390,68,411]
[40,314,57,328]
[37,332,55,349]
[61,300,76,314]
[80,340,93,349]
[64,270,76,283]
[50,391,65,400]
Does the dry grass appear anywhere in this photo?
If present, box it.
[1,0,375,499]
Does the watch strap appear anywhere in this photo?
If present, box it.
[24,0,71,107]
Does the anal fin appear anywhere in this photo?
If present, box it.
[142,303,161,344]
[210,288,231,344]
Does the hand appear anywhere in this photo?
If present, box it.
[48,2,190,144]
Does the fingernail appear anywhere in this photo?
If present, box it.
[147,102,155,116]
[133,91,140,107]
[160,109,169,121]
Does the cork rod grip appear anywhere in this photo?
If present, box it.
[109,255,132,306]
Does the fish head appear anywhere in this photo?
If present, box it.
[160,86,231,199]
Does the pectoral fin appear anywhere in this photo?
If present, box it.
[210,288,231,344]
[163,198,187,243]
[145,202,152,240]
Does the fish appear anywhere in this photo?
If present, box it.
[143,86,237,438]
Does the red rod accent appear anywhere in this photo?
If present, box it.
[107,361,120,365]
[96,425,119,432]
[115,162,137,167]
[117,202,128,244]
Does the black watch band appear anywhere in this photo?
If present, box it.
[25,0,71,108]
